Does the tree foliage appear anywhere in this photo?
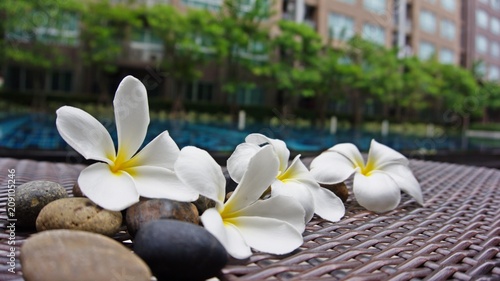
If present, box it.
[1,0,499,124]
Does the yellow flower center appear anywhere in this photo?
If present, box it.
[360,160,375,176]
[109,152,132,174]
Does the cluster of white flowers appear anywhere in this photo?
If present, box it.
[56,76,423,259]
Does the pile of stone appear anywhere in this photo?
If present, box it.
[16,180,228,281]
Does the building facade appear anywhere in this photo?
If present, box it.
[402,0,461,64]
[281,0,394,47]
[2,0,499,107]
[461,0,500,81]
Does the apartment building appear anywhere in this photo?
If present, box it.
[461,0,500,81]
[281,0,461,64]
[401,0,461,64]
[3,0,498,104]
[281,0,394,47]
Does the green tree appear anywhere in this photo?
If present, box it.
[438,63,478,115]
[80,0,140,104]
[479,81,500,122]
[214,0,272,119]
[148,5,224,109]
[1,0,82,110]
[313,42,363,128]
[468,59,499,123]
[398,56,437,121]
[267,20,322,117]
[344,36,401,128]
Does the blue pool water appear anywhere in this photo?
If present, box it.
[0,113,489,155]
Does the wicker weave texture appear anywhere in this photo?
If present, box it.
[0,157,499,281]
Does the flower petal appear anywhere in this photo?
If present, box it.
[114,76,149,161]
[226,216,303,255]
[128,131,180,170]
[227,143,260,183]
[310,186,345,222]
[224,145,279,213]
[246,134,290,174]
[175,146,226,205]
[271,180,315,223]
[366,139,409,170]
[126,166,198,202]
[353,172,401,213]
[201,209,252,259]
[78,162,139,211]
[310,151,357,184]
[238,193,306,233]
[329,143,365,168]
[279,155,315,182]
[56,106,115,164]
[381,164,424,205]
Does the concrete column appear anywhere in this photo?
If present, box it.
[295,0,305,23]
[397,0,407,58]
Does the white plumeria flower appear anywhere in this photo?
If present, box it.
[175,145,305,259]
[310,139,424,213]
[56,76,198,211]
[227,133,345,223]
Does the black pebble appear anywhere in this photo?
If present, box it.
[133,219,228,281]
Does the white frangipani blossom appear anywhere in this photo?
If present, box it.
[175,145,305,259]
[227,133,345,223]
[310,139,423,213]
[56,75,198,211]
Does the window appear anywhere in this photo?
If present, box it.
[476,35,488,53]
[328,12,355,41]
[492,42,500,57]
[493,0,500,10]
[363,0,386,14]
[476,10,489,29]
[489,66,500,80]
[233,86,264,105]
[440,19,455,40]
[362,23,386,45]
[32,11,79,46]
[439,48,454,64]
[235,41,268,63]
[51,71,72,92]
[440,0,456,11]
[476,61,487,76]
[492,18,500,35]
[238,0,270,16]
[181,0,222,11]
[420,10,436,33]
[186,81,214,102]
[130,29,164,61]
[419,41,435,60]
[145,0,170,6]
[132,29,162,45]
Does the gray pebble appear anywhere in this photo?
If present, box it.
[15,180,68,229]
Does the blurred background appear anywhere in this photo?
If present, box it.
[1,0,500,167]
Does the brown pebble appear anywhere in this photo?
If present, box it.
[192,195,217,214]
[125,198,199,237]
[36,197,122,236]
[320,182,349,203]
[20,229,152,281]
[71,182,86,198]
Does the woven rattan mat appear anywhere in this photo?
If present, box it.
[0,157,499,280]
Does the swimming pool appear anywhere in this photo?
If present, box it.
[0,113,487,156]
